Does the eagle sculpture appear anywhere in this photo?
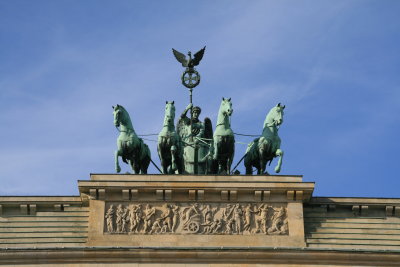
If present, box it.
[172,46,206,70]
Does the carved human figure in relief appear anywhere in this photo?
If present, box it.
[105,205,115,232]
[203,215,220,234]
[268,207,287,234]
[135,204,143,232]
[243,204,257,232]
[160,204,174,232]
[182,203,200,227]
[201,205,218,234]
[221,204,233,221]
[181,203,202,233]
[281,218,289,234]
[115,204,127,233]
[150,218,163,234]
[128,204,142,233]
[161,220,170,233]
[122,208,129,232]
[143,204,156,233]
[202,204,218,224]
[221,204,234,234]
[233,204,244,234]
[171,205,180,233]
[105,202,288,236]
[254,204,270,234]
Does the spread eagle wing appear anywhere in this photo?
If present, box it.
[172,48,188,67]
[192,46,206,66]
[204,117,213,142]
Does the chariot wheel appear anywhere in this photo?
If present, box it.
[187,221,200,233]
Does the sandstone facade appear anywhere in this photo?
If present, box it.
[1,174,399,266]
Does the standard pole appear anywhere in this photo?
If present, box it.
[189,87,198,174]
[189,88,193,142]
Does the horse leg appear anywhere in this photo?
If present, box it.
[244,143,255,175]
[158,142,168,174]
[228,140,235,174]
[115,150,121,173]
[259,151,266,175]
[161,152,170,174]
[244,155,252,175]
[245,165,252,175]
[224,157,230,174]
[178,152,184,174]
[139,143,150,174]
[161,158,168,174]
[141,155,150,174]
[133,161,140,174]
[129,160,134,174]
[141,163,148,174]
[260,139,271,175]
[128,158,139,174]
[171,145,177,173]
[213,137,219,161]
[274,149,284,173]
[216,159,222,174]
[213,138,222,174]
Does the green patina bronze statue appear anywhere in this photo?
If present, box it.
[213,97,235,174]
[244,103,285,174]
[173,46,217,175]
[110,47,287,176]
[113,104,151,174]
[157,101,184,174]
[172,46,205,89]
[177,103,213,174]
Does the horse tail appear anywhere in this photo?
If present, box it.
[142,142,151,161]
[141,142,151,173]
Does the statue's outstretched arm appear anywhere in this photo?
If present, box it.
[181,103,193,118]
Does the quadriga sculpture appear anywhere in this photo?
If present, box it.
[157,101,183,174]
[113,104,151,174]
[244,103,285,175]
[213,97,235,174]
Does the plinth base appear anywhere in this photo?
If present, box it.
[78,174,314,248]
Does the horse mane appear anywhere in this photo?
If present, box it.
[117,105,130,121]
[263,106,275,129]
[116,105,135,133]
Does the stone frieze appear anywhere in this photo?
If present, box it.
[104,202,288,235]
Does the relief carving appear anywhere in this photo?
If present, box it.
[104,202,288,235]
[105,205,115,232]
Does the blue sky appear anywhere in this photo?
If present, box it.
[0,0,399,197]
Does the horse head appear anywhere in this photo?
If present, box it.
[112,104,123,127]
[266,103,285,128]
[164,101,176,127]
[113,104,133,131]
[221,97,233,117]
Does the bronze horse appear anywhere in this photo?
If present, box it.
[244,103,285,175]
[213,98,235,174]
[113,104,151,174]
[157,101,183,174]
